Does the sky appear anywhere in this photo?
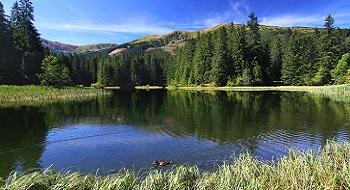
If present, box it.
[2,0,350,45]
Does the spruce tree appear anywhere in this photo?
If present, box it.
[246,12,268,85]
[270,37,283,82]
[11,0,43,83]
[227,25,247,85]
[324,14,334,34]
[193,34,212,85]
[0,2,19,83]
[211,27,228,86]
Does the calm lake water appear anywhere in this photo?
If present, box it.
[0,90,350,176]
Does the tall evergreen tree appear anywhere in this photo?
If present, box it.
[0,1,21,84]
[270,37,283,82]
[211,27,228,86]
[227,25,247,85]
[324,14,334,34]
[193,34,212,85]
[11,0,43,83]
[246,12,269,85]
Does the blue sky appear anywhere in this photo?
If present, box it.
[2,0,350,45]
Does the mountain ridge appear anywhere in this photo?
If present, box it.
[42,23,325,55]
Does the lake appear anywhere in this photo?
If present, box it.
[0,90,349,177]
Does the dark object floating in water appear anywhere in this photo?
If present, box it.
[153,160,172,167]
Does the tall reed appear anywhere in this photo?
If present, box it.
[2,141,349,190]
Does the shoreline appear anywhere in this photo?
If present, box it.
[0,85,111,107]
[1,141,349,189]
[103,84,350,93]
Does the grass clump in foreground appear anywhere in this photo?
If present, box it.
[2,141,350,190]
[0,85,111,107]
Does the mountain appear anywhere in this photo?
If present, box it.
[107,24,319,56]
[41,39,78,53]
[43,24,319,56]
[41,39,118,54]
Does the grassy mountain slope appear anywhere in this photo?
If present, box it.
[108,24,320,56]
[43,24,321,56]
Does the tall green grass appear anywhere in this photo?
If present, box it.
[2,141,349,190]
[0,85,111,107]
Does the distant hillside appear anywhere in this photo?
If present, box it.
[41,39,118,54]
[41,39,78,53]
[108,24,319,56]
[43,23,320,56]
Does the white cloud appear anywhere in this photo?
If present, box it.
[261,15,320,27]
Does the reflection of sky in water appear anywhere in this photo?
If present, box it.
[1,91,350,176]
[39,123,350,174]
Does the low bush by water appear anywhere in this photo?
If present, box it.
[1,141,350,190]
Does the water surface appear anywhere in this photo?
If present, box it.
[0,90,349,176]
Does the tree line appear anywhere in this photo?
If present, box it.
[0,0,45,84]
[1,0,350,88]
[168,13,350,86]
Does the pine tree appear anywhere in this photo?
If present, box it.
[227,25,247,84]
[324,14,334,34]
[282,31,318,85]
[247,12,259,32]
[246,12,269,85]
[11,0,43,83]
[0,2,21,84]
[270,37,283,82]
[211,27,228,86]
[193,34,212,85]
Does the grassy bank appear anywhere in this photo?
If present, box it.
[0,85,111,107]
[1,141,350,190]
[168,85,350,102]
[167,84,349,92]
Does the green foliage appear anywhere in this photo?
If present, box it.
[332,53,350,84]
[38,55,73,87]
[270,37,283,81]
[282,31,318,85]
[193,33,212,85]
[0,2,22,84]
[210,27,228,86]
[312,65,331,85]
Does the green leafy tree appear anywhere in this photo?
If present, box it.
[38,55,73,87]
[331,53,350,84]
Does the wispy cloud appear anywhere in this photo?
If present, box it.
[37,21,174,34]
[201,0,249,27]
[261,11,350,27]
